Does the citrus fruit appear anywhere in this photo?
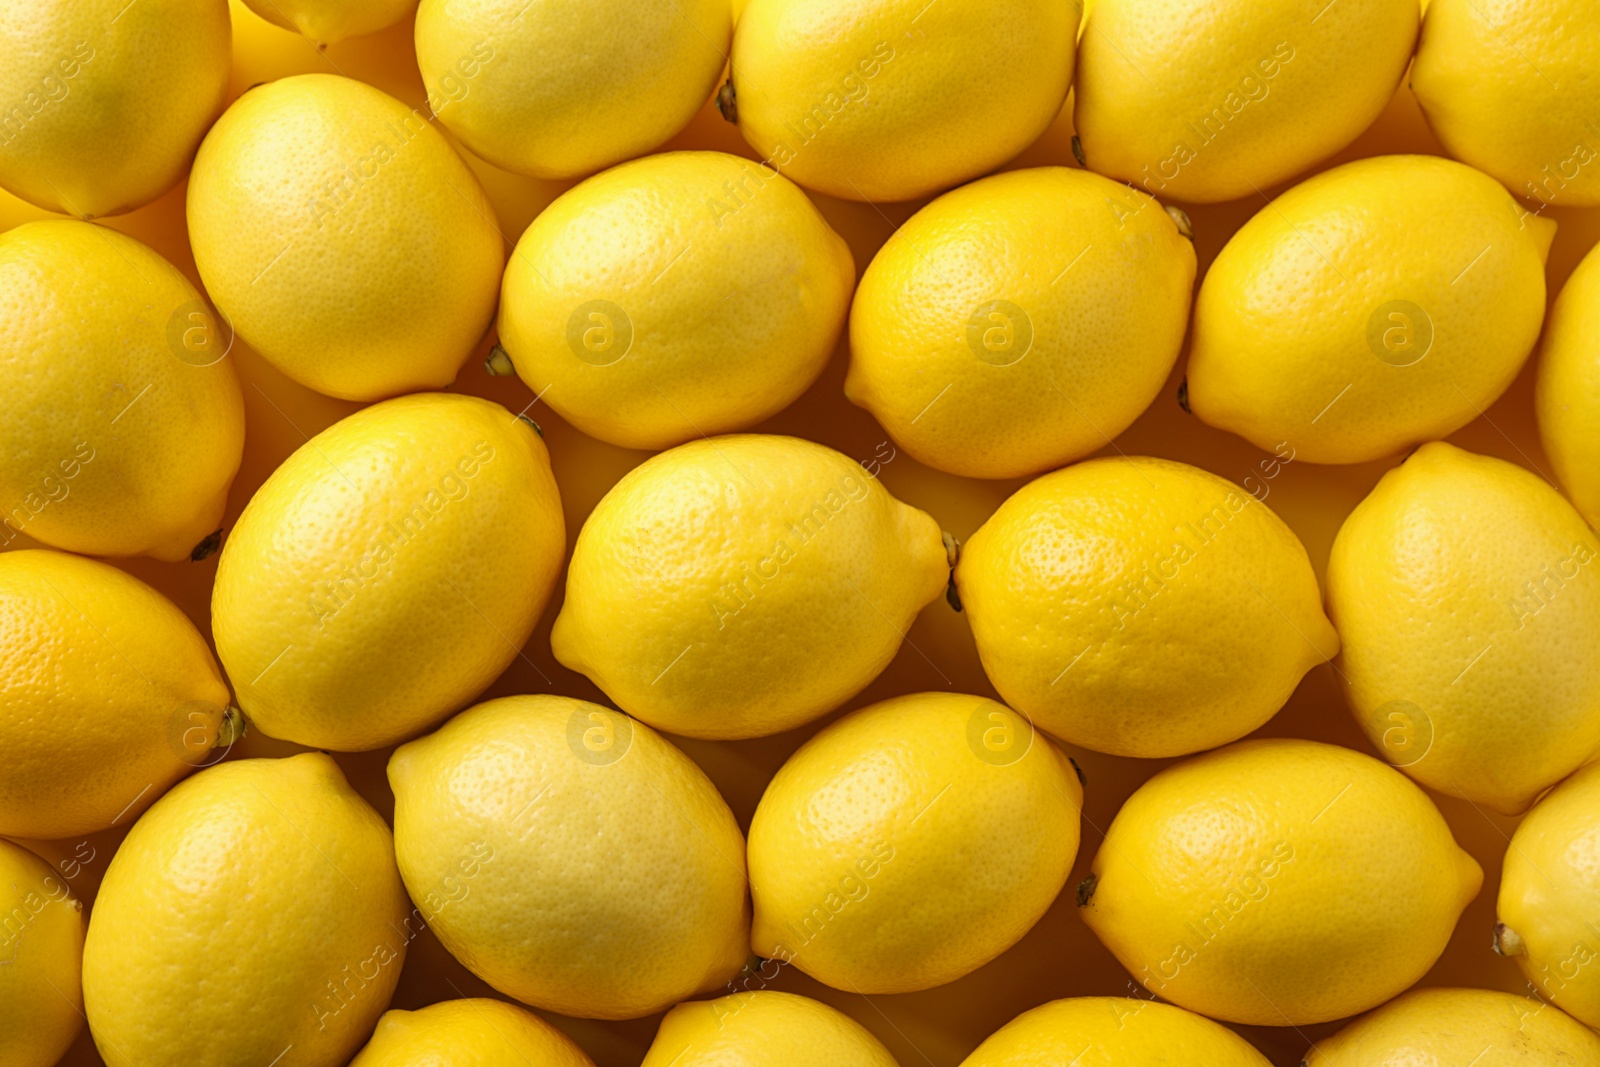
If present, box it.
[1537,235,1600,529]
[959,997,1271,1067]
[242,0,416,45]
[643,991,898,1067]
[1304,986,1600,1065]
[0,837,85,1067]
[350,998,596,1067]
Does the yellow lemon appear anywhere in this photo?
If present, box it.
[1079,738,1481,1026]
[748,692,1081,993]
[552,435,948,739]
[1187,155,1554,464]
[496,151,855,450]
[388,695,750,1019]
[1074,0,1416,204]
[1413,0,1600,208]
[1538,237,1600,529]
[845,167,1196,479]
[242,0,416,45]
[416,0,729,179]
[350,998,595,1067]
[728,0,1077,202]
[187,74,504,401]
[0,838,85,1067]
[1327,442,1600,815]
[0,220,244,561]
[0,0,230,217]
[1304,987,1600,1066]
[643,991,898,1067]
[953,457,1336,759]
[82,753,411,1067]
[959,997,1270,1067]
[1496,761,1600,1026]
[0,550,232,839]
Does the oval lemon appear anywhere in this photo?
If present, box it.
[243,0,416,45]
[959,997,1271,1067]
[643,991,899,1067]
[0,838,85,1067]
[1305,987,1600,1066]
[350,999,595,1067]
[1538,236,1600,529]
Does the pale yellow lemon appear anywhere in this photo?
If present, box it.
[729,0,1077,202]
[0,550,231,839]
[1187,155,1554,464]
[1413,0,1600,207]
[243,0,416,45]
[749,692,1081,993]
[0,838,85,1067]
[1080,739,1481,1026]
[1327,442,1600,815]
[82,753,411,1067]
[416,0,729,179]
[350,998,595,1067]
[1304,987,1600,1066]
[953,456,1336,758]
[1538,236,1600,529]
[643,991,899,1067]
[959,997,1271,1067]
[1075,0,1416,203]
[213,393,564,751]
[388,695,750,1020]
[497,151,855,450]
[0,0,230,217]
[187,74,504,401]
[846,167,1195,479]
[0,220,243,561]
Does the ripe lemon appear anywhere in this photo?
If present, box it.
[953,457,1336,758]
[1304,987,1600,1066]
[1496,760,1600,1026]
[388,695,750,1019]
[1413,0,1600,207]
[1326,442,1600,815]
[845,167,1195,479]
[350,999,595,1067]
[497,151,855,450]
[748,692,1081,993]
[1187,155,1554,464]
[643,991,898,1067]
[1538,237,1600,529]
[728,0,1078,202]
[213,393,564,751]
[0,0,230,217]
[1079,738,1481,1026]
[0,838,85,1067]
[553,435,948,739]
[242,0,416,45]
[187,74,505,401]
[0,550,232,839]
[0,220,244,561]
[959,997,1270,1067]
[82,753,411,1067]
[1074,0,1416,203]
[417,0,729,179]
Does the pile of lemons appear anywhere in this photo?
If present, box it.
[1,0,1599,1065]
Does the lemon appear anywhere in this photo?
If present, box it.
[953,456,1336,758]
[388,695,750,1019]
[416,0,729,180]
[1079,738,1481,1026]
[497,151,855,450]
[748,692,1081,993]
[0,0,230,217]
[0,220,244,561]
[1413,0,1600,207]
[187,74,504,401]
[351,998,595,1067]
[1074,0,1416,204]
[959,997,1271,1067]
[242,0,416,45]
[1538,237,1600,529]
[728,0,1077,202]
[1495,761,1600,1026]
[82,753,411,1067]
[643,991,898,1067]
[1187,155,1554,464]
[552,434,948,739]
[0,550,232,839]
[845,167,1195,479]
[1326,442,1600,815]
[0,838,85,1067]
[1304,986,1600,1066]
